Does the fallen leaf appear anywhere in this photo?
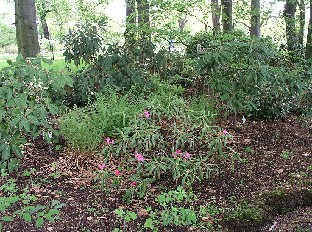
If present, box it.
[87,216,93,221]
[47,227,54,231]
[277,169,284,174]
[138,208,149,217]
[201,216,213,223]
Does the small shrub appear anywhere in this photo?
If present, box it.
[0,55,73,172]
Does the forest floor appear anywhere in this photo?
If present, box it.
[1,115,311,232]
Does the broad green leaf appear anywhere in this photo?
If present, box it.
[2,144,10,161]
[35,217,44,228]
[2,215,14,222]
[23,213,32,222]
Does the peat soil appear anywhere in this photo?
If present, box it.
[1,115,311,232]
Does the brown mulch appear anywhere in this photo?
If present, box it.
[1,115,311,232]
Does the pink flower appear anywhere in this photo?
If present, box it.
[105,137,114,145]
[183,152,191,159]
[114,170,121,176]
[175,150,182,154]
[143,111,150,118]
[135,152,145,162]
[98,163,106,170]
[223,130,229,135]
[130,181,137,187]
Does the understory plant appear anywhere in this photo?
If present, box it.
[0,55,73,172]
[0,172,65,230]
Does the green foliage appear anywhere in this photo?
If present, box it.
[143,186,197,229]
[0,22,16,49]
[63,24,103,66]
[187,31,311,119]
[225,201,265,228]
[114,208,137,231]
[0,55,73,172]
[0,174,65,229]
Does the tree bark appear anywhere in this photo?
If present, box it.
[211,0,221,35]
[250,0,260,38]
[299,0,305,45]
[305,0,312,59]
[125,0,136,49]
[137,0,150,40]
[40,12,50,39]
[15,0,40,58]
[283,0,298,53]
[221,0,233,32]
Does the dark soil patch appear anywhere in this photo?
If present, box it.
[1,115,311,231]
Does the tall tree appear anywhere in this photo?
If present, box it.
[250,0,260,38]
[15,0,40,58]
[283,0,298,53]
[125,0,137,49]
[221,0,233,32]
[137,0,150,43]
[299,0,305,45]
[37,0,51,39]
[211,0,221,35]
[305,0,312,59]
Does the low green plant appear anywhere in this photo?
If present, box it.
[143,186,198,230]
[113,208,137,232]
[0,177,65,230]
[225,201,265,228]
[280,150,293,159]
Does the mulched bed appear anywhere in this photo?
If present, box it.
[1,115,311,231]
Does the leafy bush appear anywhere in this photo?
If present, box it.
[0,55,73,172]
[186,31,310,119]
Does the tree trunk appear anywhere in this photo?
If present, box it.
[178,16,187,33]
[305,0,312,59]
[283,0,298,53]
[221,0,233,32]
[40,12,50,39]
[137,0,150,62]
[299,0,305,45]
[15,0,40,58]
[125,0,136,49]
[137,0,150,40]
[250,0,260,38]
[211,0,221,35]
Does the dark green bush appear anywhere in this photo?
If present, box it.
[186,31,310,119]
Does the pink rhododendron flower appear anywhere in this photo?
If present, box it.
[143,111,150,118]
[183,152,191,159]
[105,137,114,145]
[135,152,145,162]
[223,130,229,135]
[98,163,106,170]
[114,170,121,176]
[130,181,137,187]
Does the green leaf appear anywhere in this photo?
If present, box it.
[2,215,14,222]
[23,213,32,222]
[2,144,10,161]
[35,217,44,228]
